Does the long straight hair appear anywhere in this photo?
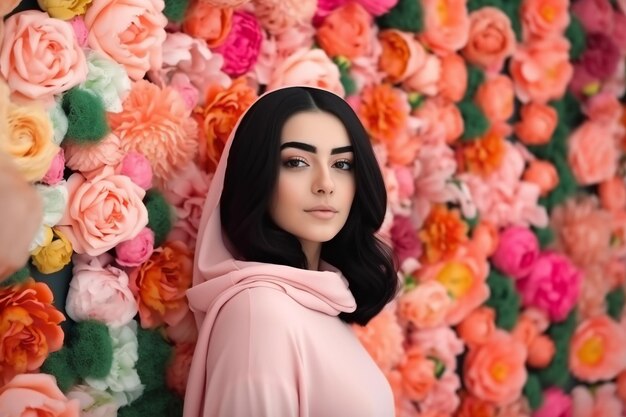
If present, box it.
[220,87,398,325]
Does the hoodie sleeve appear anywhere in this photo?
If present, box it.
[201,287,301,417]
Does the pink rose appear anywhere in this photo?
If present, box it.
[117,151,153,190]
[533,388,572,417]
[516,251,582,321]
[490,226,539,279]
[0,373,79,417]
[0,11,87,105]
[266,48,345,97]
[66,253,138,327]
[68,16,88,47]
[579,33,621,80]
[169,73,200,111]
[390,215,423,265]
[571,0,614,35]
[462,7,516,73]
[115,227,155,267]
[402,51,441,96]
[355,0,398,16]
[41,149,66,186]
[568,120,619,186]
[57,168,149,256]
[214,11,263,77]
[85,0,167,80]
[584,91,623,124]
[162,163,211,249]
[63,132,125,179]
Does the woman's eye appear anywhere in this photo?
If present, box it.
[333,160,353,170]
[283,158,308,168]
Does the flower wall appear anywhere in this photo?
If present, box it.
[0,0,625,415]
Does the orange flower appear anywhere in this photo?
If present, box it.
[420,0,470,56]
[316,2,372,60]
[569,315,626,382]
[182,2,233,48]
[396,347,437,402]
[513,102,558,145]
[129,240,193,329]
[462,7,516,73]
[378,29,423,84]
[471,220,499,257]
[461,128,506,177]
[522,159,559,196]
[419,204,469,264]
[438,53,467,103]
[0,279,64,385]
[520,0,570,39]
[457,306,496,347]
[455,391,497,417]
[474,74,515,123]
[418,243,490,325]
[527,334,555,368]
[196,77,258,171]
[357,83,409,144]
[464,331,528,406]
[108,80,198,183]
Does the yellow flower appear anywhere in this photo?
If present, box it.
[37,0,93,20]
[31,228,73,274]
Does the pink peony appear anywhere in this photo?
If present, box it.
[57,168,149,256]
[117,151,153,190]
[68,16,88,47]
[610,10,626,53]
[84,0,167,81]
[169,73,200,111]
[66,253,138,327]
[410,326,465,373]
[390,215,423,266]
[533,388,572,417]
[354,0,398,16]
[41,148,66,186]
[516,251,582,322]
[579,33,621,80]
[115,227,155,267]
[490,226,539,279]
[213,11,263,77]
[0,11,87,105]
[571,0,614,35]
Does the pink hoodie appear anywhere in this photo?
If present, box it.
[183,87,395,416]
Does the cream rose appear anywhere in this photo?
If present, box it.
[0,11,87,104]
[57,168,149,256]
[84,0,168,80]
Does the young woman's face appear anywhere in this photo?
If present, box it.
[269,111,356,250]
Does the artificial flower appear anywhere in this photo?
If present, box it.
[182,2,233,48]
[316,2,373,60]
[80,51,132,113]
[254,0,317,34]
[31,227,73,274]
[0,373,79,416]
[115,227,155,268]
[213,11,263,77]
[37,0,93,20]
[462,7,516,73]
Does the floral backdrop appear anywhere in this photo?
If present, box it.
[1,0,626,415]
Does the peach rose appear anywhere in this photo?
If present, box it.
[196,77,258,171]
[438,53,467,102]
[513,102,558,145]
[3,103,59,182]
[378,29,423,84]
[398,281,452,329]
[511,314,540,349]
[522,159,559,196]
[568,120,618,185]
[570,315,626,382]
[316,2,372,60]
[599,177,626,212]
[0,11,87,104]
[0,279,65,385]
[527,334,555,368]
[0,373,79,416]
[462,7,516,73]
[351,303,404,371]
[402,52,441,96]
[63,133,124,179]
[397,347,437,401]
[474,74,515,123]
[521,0,570,40]
[0,0,20,17]
[456,306,496,347]
[509,36,573,103]
[471,220,499,257]
[85,0,167,80]
[182,2,233,48]
[57,169,148,256]
[420,0,470,56]
[464,331,528,406]
[413,97,464,144]
[129,240,193,328]
[266,48,345,97]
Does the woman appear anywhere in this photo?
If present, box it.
[184,86,398,416]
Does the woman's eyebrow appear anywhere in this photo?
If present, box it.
[280,141,354,155]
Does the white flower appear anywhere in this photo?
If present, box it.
[29,182,68,251]
[81,51,131,113]
[48,97,68,145]
[66,385,119,417]
[85,321,144,407]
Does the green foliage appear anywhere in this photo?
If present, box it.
[62,88,109,144]
[463,65,486,101]
[523,372,544,410]
[118,388,183,417]
[538,310,577,388]
[485,269,520,331]
[136,328,172,392]
[41,348,78,392]
[606,288,626,320]
[458,100,490,141]
[333,57,358,96]
[531,226,555,249]
[566,15,586,61]
[163,0,190,22]
[376,0,424,33]
[70,320,114,379]
[0,265,30,287]
[144,189,174,247]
